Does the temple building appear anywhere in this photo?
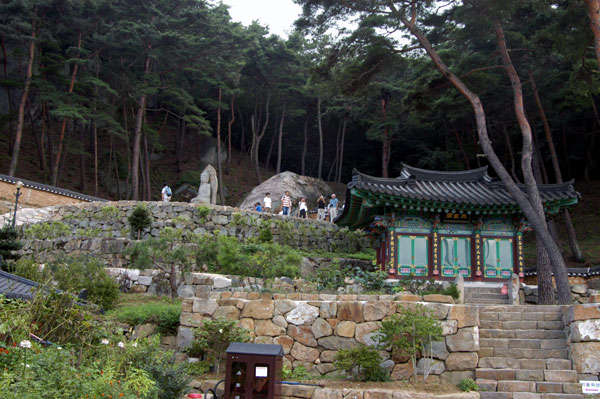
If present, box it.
[335,165,579,282]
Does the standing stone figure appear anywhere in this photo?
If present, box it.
[191,164,218,204]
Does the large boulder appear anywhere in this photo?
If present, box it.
[239,171,334,212]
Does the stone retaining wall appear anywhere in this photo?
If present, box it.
[565,303,600,377]
[178,292,479,387]
[17,201,371,257]
[192,379,480,399]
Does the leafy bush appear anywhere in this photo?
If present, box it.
[24,221,71,240]
[334,345,389,382]
[128,205,152,239]
[12,255,120,310]
[0,225,22,268]
[458,378,479,392]
[258,226,273,243]
[99,205,121,220]
[353,267,390,293]
[282,365,311,381]
[192,233,300,279]
[48,255,120,310]
[108,300,182,335]
[127,228,193,299]
[190,318,251,373]
[422,283,460,299]
[311,261,346,291]
[376,304,443,382]
[194,205,211,222]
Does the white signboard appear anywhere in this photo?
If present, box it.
[581,380,600,394]
[255,366,268,377]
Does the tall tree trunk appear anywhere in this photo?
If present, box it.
[328,119,342,181]
[494,22,570,304]
[131,52,151,200]
[502,124,520,183]
[1,37,14,156]
[276,102,286,174]
[79,126,86,191]
[585,0,600,69]
[176,117,185,173]
[381,98,391,178]
[9,20,36,177]
[238,104,246,155]
[45,103,54,181]
[26,98,44,171]
[52,30,82,185]
[251,90,270,184]
[266,115,278,169]
[317,96,323,179]
[530,72,583,261]
[226,96,235,174]
[144,126,151,201]
[301,113,309,176]
[453,128,470,169]
[216,87,225,205]
[337,118,346,183]
[397,13,572,304]
[585,94,600,183]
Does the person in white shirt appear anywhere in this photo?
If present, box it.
[299,198,308,218]
[161,183,172,202]
[263,193,272,213]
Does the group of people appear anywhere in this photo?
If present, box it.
[254,192,339,222]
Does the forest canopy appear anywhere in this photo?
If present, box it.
[0,0,599,202]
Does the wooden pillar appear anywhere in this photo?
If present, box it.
[388,228,396,275]
[474,230,483,280]
[516,232,525,280]
[432,229,440,279]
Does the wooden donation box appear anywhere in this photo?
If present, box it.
[225,342,283,399]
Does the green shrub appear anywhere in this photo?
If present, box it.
[195,205,211,222]
[108,300,181,335]
[10,258,49,282]
[353,266,390,293]
[99,205,121,220]
[376,304,443,382]
[47,255,120,310]
[311,261,346,291]
[190,318,251,373]
[458,378,479,392]
[421,283,460,300]
[24,221,71,240]
[334,344,389,382]
[258,226,273,243]
[128,205,152,239]
[282,365,311,381]
[0,225,22,268]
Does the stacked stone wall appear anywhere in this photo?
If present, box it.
[178,292,480,386]
[17,202,371,262]
[565,303,600,378]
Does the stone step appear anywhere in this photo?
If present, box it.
[480,320,564,330]
[480,312,563,322]
[465,297,510,304]
[478,357,572,370]
[490,348,569,359]
[479,392,583,399]
[480,338,567,350]
[466,292,508,299]
[466,286,505,294]
[476,369,577,383]
[478,305,565,313]
[480,329,565,339]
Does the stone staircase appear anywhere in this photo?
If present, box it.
[476,305,583,399]
[465,285,509,305]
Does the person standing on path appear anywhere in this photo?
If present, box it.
[281,191,292,216]
[299,198,308,218]
[263,193,272,213]
[161,183,172,202]
[328,193,339,222]
[317,195,326,221]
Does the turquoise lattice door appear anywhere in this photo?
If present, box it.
[397,235,429,277]
[440,236,471,278]
[483,237,514,279]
